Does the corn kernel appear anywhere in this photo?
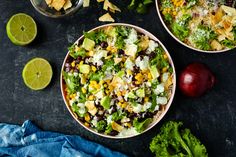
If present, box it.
[90,80,97,85]
[85,113,90,122]
[127,69,132,75]
[124,122,131,128]
[163,54,168,59]
[106,46,112,51]
[88,95,95,101]
[71,61,75,67]
[121,90,126,96]
[79,61,84,65]
[76,64,80,70]
[84,122,90,127]
[104,84,108,88]
[162,67,167,73]
[120,99,124,103]
[91,66,97,72]
[148,72,152,80]
[81,87,86,94]
[121,102,127,108]
[117,91,122,97]
[118,102,122,106]
[111,47,117,53]
[88,51,94,56]
[94,84,101,89]
[144,97,149,102]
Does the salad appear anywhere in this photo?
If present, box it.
[159,0,236,51]
[62,25,174,137]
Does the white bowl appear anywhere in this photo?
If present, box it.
[60,23,176,139]
[155,0,235,53]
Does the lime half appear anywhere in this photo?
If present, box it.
[22,58,53,90]
[6,13,37,46]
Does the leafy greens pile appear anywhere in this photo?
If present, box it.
[150,121,208,157]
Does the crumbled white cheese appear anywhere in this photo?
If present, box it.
[91,117,98,127]
[142,102,152,111]
[154,83,164,95]
[124,57,134,70]
[162,72,169,82]
[156,96,168,105]
[107,115,113,124]
[125,44,138,57]
[147,40,159,54]
[125,28,138,44]
[135,56,149,70]
[117,127,139,137]
[93,50,107,64]
[133,104,143,113]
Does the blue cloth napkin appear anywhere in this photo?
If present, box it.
[0,120,128,157]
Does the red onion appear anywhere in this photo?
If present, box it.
[179,63,216,97]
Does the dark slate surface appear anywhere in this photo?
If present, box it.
[0,1,236,157]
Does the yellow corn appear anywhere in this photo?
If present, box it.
[121,102,127,108]
[135,73,143,81]
[120,99,124,103]
[163,54,168,59]
[84,122,90,127]
[117,91,122,97]
[124,122,131,128]
[121,90,126,96]
[162,67,168,73]
[90,80,97,85]
[88,95,95,101]
[127,69,132,75]
[111,47,117,53]
[94,84,101,89]
[148,72,152,80]
[85,113,90,122]
[79,61,84,65]
[118,102,122,107]
[106,46,112,51]
[91,66,97,72]
[144,97,149,103]
[76,64,80,70]
[81,87,86,94]
[71,61,75,67]
[104,84,108,88]
[88,51,94,56]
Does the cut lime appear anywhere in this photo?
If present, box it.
[6,13,37,46]
[22,58,53,90]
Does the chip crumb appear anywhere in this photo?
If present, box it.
[99,13,115,22]
[83,0,90,7]
[63,0,72,10]
[50,0,66,11]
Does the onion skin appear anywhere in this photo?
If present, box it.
[179,63,216,97]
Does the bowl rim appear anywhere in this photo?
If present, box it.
[60,23,176,139]
[30,0,82,18]
[155,0,235,53]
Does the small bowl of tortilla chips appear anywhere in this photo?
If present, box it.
[31,0,83,18]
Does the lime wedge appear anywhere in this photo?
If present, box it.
[22,58,53,90]
[6,13,37,46]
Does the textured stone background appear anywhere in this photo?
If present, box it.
[0,1,235,156]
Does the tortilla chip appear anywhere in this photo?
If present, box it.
[63,0,72,10]
[103,0,120,12]
[83,0,90,7]
[51,0,66,11]
[221,5,236,16]
[211,40,222,51]
[97,0,104,2]
[45,0,52,5]
[99,13,115,22]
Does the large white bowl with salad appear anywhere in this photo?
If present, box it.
[156,0,236,53]
[60,23,176,138]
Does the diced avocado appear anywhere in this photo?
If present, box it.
[101,96,111,110]
[79,64,90,74]
[82,38,95,51]
[136,88,145,98]
[150,65,160,80]
[127,91,137,99]
[116,70,125,78]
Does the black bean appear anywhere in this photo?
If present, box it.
[100,41,108,48]
[111,107,117,113]
[149,52,156,59]
[118,49,124,55]
[109,130,119,136]
[96,116,103,121]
